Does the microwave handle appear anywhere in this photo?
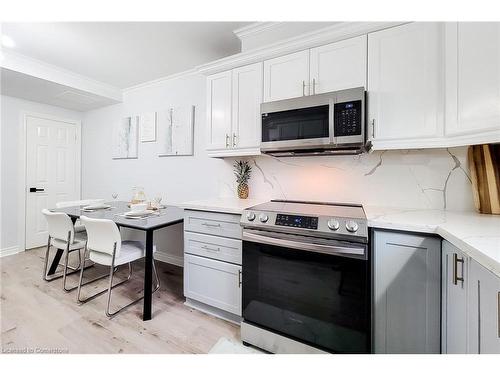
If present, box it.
[242,230,366,258]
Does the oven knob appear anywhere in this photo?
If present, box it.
[259,214,269,223]
[346,220,359,233]
[246,212,256,221]
[327,219,340,231]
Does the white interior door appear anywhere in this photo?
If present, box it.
[25,115,81,249]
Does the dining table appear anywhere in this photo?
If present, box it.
[50,201,184,321]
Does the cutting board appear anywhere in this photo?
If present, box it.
[468,144,500,215]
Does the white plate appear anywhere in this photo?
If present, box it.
[83,203,111,210]
[124,210,155,217]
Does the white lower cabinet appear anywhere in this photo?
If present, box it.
[183,210,243,319]
[442,240,469,353]
[468,259,500,354]
[373,230,441,353]
[184,253,242,316]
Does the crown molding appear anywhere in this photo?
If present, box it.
[1,51,122,102]
[198,22,408,75]
[122,68,198,94]
[233,22,282,39]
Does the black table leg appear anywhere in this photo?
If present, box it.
[143,229,154,321]
[47,217,78,275]
[47,249,64,275]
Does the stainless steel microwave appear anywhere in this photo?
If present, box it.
[260,87,366,156]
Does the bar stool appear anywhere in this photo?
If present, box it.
[77,216,160,318]
[41,209,86,291]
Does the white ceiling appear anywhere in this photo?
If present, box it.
[1,68,120,111]
[1,22,251,89]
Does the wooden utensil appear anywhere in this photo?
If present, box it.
[468,144,500,214]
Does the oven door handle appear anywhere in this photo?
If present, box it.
[242,231,366,258]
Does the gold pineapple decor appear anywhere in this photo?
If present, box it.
[234,160,252,199]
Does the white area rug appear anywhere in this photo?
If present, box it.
[209,337,264,354]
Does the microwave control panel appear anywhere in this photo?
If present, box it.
[334,100,362,137]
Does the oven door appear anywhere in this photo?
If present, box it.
[242,229,370,353]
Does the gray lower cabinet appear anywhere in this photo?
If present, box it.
[442,240,469,353]
[468,259,500,354]
[183,210,243,320]
[184,253,242,315]
[373,230,441,353]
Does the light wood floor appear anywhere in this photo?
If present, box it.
[0,247,239,353]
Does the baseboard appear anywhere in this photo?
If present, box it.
[0,246,21,258]
[185,298,242,325]
[154,252,183,267]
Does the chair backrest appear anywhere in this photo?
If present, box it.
[80,216,122,258]
[55,199,105,209]
[41,209,75,243]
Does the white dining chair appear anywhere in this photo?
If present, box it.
[77,216,160,318]
[41,209,87,290]
[55,199,104,233]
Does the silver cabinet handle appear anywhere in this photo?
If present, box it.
[371,119,376,139]
[302,80,306,96]
[201,245,220,252]
[225,134,230,148]
[497,291,500,338]
[202,222,221,228]
[232,133,237,147]
[312,78,316,95]
[453,253,465,286]
[238,269,242,288]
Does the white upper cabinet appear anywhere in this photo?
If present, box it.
[368,22,445,146]
[206,71,232,151]
[231,62,263,151]
[310,35,367,94]
[206,63,262,157]
[263,50,310,102]
[445,22,500,141]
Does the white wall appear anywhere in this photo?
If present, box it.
[0,95,83,253]
[81,73,230,265]
[81,72,474,265]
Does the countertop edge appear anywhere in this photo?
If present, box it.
[176,201,500,278]
[368,219,500,278]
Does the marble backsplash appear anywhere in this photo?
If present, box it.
[219,146,474,212]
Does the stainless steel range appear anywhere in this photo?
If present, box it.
[240,200,370,354]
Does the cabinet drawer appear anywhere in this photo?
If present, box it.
[184,254,242,316]
[184,210,242,239]
[184,231,242,265]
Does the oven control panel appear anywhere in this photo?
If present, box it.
[275,214,318,229]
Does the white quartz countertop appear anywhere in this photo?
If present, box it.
[178,198,267,215]
[176,198,500,277]
[364,206,500,277]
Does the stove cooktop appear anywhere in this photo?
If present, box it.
[240,200,368,242]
